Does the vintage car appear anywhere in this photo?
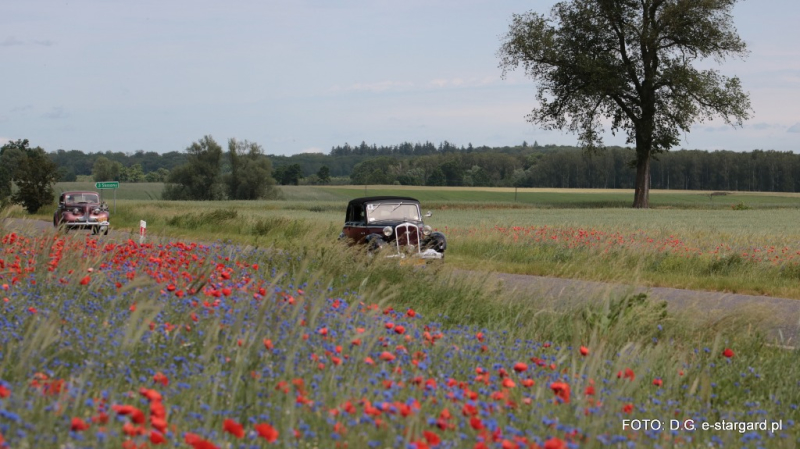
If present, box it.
[339,196,446,259]
[53,191,110,235]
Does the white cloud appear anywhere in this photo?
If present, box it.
[787,123,800,133]
[329,80,414,93]
[300,147,323,153]
[427,76,498,89]
[0,137,10,146]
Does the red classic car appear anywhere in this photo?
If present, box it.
[339,196,446,259]
[53,191,110,235]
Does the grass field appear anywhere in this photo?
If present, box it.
[10,184,800,299]
[50,182,800,207]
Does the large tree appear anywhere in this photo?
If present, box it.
[226,138,279,200]
[0,140,27,205]
[163,135,226,200]
[2,140,59,213]
[498,0,751,208]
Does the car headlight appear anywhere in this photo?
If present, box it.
[383,226,393,237]
[423,225,432,236]
[92,208,101,214]
[73,208,81,214]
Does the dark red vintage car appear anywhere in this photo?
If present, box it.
[53,191,110,235]
[339,196,446,259]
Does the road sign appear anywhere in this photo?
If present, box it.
[95,182,119,189]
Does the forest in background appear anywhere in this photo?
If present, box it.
[46,141,800,192]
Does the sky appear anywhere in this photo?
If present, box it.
[1,0,799,156]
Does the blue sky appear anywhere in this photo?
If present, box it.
[2,0,798,155]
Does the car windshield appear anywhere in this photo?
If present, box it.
[366,202,420,222]
[66,193,99,203]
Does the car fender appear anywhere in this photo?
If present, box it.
[424,232,447,253]
[365,233,388,250]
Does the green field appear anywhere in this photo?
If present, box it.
[49,182,800,207]
[11,184,800,299]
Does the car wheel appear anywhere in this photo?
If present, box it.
[103,226,109,236]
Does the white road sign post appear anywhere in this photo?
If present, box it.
[139,220,146,244]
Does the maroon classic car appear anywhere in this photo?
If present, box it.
[339,196,446,259]
[53,191,110,235]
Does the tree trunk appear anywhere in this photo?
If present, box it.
[632,155,650,208]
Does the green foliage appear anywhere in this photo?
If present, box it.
[119,163,146,182]
[226,139,280,200]
[4,140,59,213]
[317,165,331,184]
[166,208,239,229]
[426,167,446,186]
[274,163,303,186]
[731,201,751,210]
[163,135,226,200]
[581,293,668,340]
[91,156,119,181]
[0,140,26,205]
[498,0,751,207]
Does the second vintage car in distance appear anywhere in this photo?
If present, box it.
[53,191,111,235]
[339,196,446,260]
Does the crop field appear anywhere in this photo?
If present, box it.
[19,184,800,299]
[0,216,798,448]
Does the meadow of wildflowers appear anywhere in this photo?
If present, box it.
[0,222,798,448]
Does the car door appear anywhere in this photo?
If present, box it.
[343,204,368,243]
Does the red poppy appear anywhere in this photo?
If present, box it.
[150,430,166,444]
[579,346,589,356]
[0,385,9,398]
[70,417,90,432]
[722,348,735,358]
[223,418,244,438]
[617,368,635,380]
[652,378,663,387]
[379,351,396,362]
[470,416,484,430]
[80,275,91,285]
[622,403,634,413]
[549,382,571,403]
[255,423,279,442]
[153,372,169,386]
[423,430,441,446]
[544,437,566,449]
[139,387,162,403]
[512,362,528,372]
[185,432,219,449]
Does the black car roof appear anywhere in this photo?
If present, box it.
[347,196,420,207]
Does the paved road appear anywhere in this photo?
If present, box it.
[467,270,799,345]
[5,217,799,344]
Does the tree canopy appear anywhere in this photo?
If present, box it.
[498,0,751,208]
[1,139,59,213]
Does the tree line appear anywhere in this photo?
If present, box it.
[42,140,800,192]
[4,137,800,215]
[346,144,800,192]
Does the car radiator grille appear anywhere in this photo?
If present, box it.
[394,223,421,252]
